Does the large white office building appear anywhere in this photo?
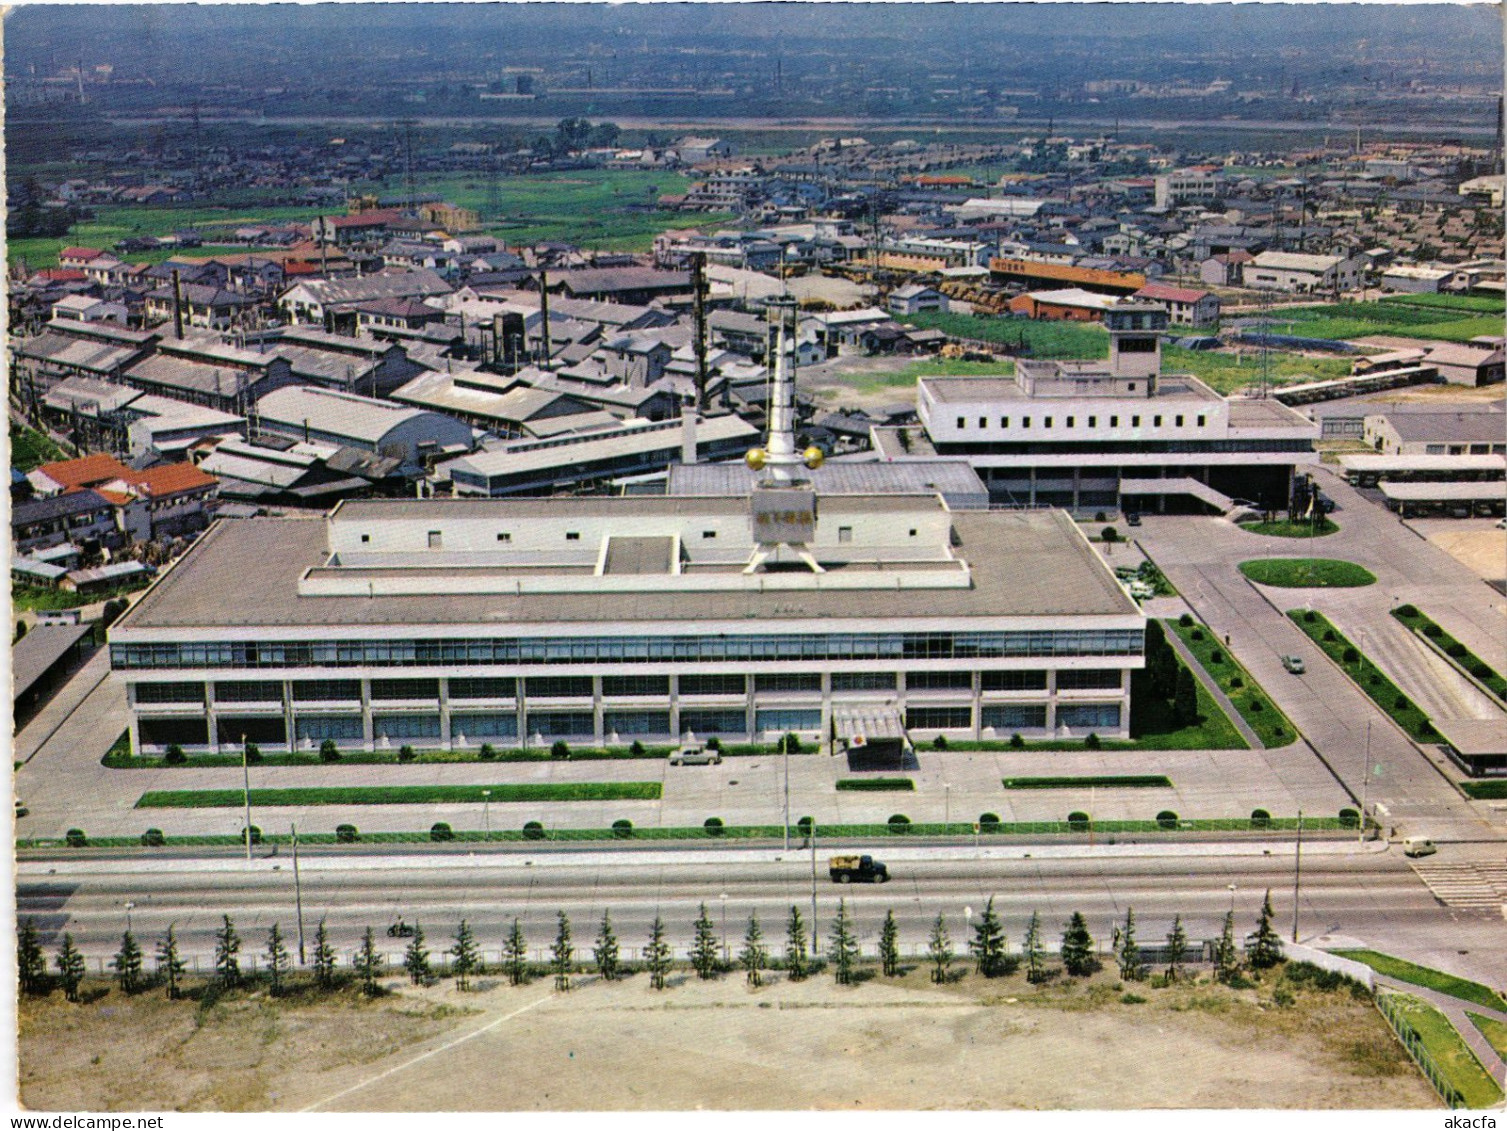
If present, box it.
[111,309,1146,756]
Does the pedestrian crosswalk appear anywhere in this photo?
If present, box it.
[1410,862,1507,911]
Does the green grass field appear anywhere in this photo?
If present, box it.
[9,422,68,473]
[135,782,662,808]
[1162,346,1353,395]
[1468,1013,1507,1060]
[1127,670,1249,750]
[1167,618,1299,748]
[1240,559,1376,588]
[1288,610,1435,742]
[1380,993,1505,1108]
[902,311,1109,358]
[1237,517,1340,539]
[1261,300,1504,345]
[1379,293,1505,315]
[1331,954,1507,1014]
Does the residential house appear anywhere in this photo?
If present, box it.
[1246,251,1364,294]
[1131,283,1221,328]
[143,283,255,331]
[887,284,948,316]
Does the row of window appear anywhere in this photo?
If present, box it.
[138,669,1124,706]
[112,631,1145,671]
[955,413,1208,431]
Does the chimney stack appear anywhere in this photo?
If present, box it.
[170,268,185,339]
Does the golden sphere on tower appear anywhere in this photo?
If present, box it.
[803,446,825,470]
[745,448,767,471]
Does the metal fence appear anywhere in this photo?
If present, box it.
[1375,990,1466,1109]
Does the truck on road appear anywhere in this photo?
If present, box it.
[829,854,889,883]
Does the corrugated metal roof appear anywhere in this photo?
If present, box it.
[255,386,440,445]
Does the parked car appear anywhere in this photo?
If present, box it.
[669,743,721,766]
[1281,655,1306,674]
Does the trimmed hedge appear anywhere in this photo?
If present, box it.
[835,778,915,792]
[1002,775,1172,790]
[135,782,664,808]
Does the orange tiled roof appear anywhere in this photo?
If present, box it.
[122,462,218,498]
[36,453,132,491]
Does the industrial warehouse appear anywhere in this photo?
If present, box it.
[108,313,1146,758]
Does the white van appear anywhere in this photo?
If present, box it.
[1401,836,1436,858]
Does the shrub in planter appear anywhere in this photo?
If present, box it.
[1156,810,1178,830]
[1446,643,1468,659]
[164,744,187,766]
[550,740,571,760]
[478,743,497,761]
[1229,676,1244,689]
[1393,696,1409,710]
[781,733,802,755]
[706,737,722,752]
[1249,699,1265,712]
[703,817,725,837]
[979,812,1001,832]
[1303,610,1317,623]
[319,739,340,763]
[1210,650,1225,665]
[1084,733,1101,750]
[141,827,165,847]
[430,822,454,842]
[1101,527,1118,544]
[522,820,546,841]
[1395,605,1419,618]
[1250,808,1271,829]
[1342,647,1359,663]
[796,816,814,836]
[1190,629,1204,642]
[244,742,262,765]
[932,734,949,750]
[611,819,633,839]
[1338,808,1360,830]
[1095,512,1107,523]
[1179,613,1194,628]
[1423,624,1443,639]
[242,825,262,846]
[1322,630,1336,643]
[65,828,87,847]
[1471,662,1494,680]
[398,744,416,763]
[629,739,646,757]
[1009,733,1024,749]
[887,814,911,833]
[1067,811,1090,832]
[335,823,358,844]
[1272,726,1285,739]
[1419,721,1435,738]
[1368,674,1381,685]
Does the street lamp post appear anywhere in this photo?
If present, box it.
[291,823,306,965]
[719,891,728,963]
[1360,720,1372,844]
[809,823,818,946]
[944,783,951,830]
[1227,884,1237,914]
[1291,810,1304,943]
[782,735,791,851]
[124,901,136,935]
[241,734,253,864]
[482,789,491,837]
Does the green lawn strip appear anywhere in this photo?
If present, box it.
[1288,610,1436,742]
[104,743,780,768]
[1391,606,1507,704]
[1125,670,1249,750]
[1467,1013,1507,1060]
[1379,293,1504,315]
[1240,558,1377,588]
[1236,517,1340,538]
[135,783,662,809]
[900,310,1109,358]
[1168,618,1299,747]
[9,421,69,472]
[834,778,915,792]
[1162,347,1352,396]
[20,814,1348,851]
[13,579,152,613]
[1460,780,1507,800]
[1380,992,1505,1109]
[1334,950,1507,1013]
[1002,775,1172,789]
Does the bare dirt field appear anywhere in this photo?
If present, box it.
[1409,519,1507,581]
[19,964,1436,1112]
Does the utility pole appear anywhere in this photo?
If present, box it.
[291,824,306,965]
[809,822,818,947]
[782,734,791,851]
[1359,720,1372,845]
[538,269,552,370]
[1291,810,1303,943]
[691,251,709,413]
[241,734,253,865]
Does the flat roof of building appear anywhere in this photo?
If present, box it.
[1378,481,1507,501]
[12,622,93,700]
[1338,454,1506,472]
[1432,717,1507,756]
[668,459,988,502]
[118,502,1139,632]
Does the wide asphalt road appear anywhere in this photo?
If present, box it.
[19,843,1497,979]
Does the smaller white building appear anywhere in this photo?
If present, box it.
[1247,251,1364,294]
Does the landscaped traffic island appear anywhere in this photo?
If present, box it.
[134,783,663,808]
[1240,559,1376,588]
[1237,517,1340,539]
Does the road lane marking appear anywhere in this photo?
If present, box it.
[299,991,553,1111]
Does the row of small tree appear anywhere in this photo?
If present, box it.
[18,894,1285,1002]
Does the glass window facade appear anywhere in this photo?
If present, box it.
[906,671,973,691]
[830,672,897,692]
[1056,669,1123,690]
[139,718,209,747]
[603,710,673,736]
[1057,704,1122,729]
[980,670,1048,691]
[905,706,972,729]
[448,677,516,700]
[525,676,594,699]
[216,717,287,745]
[754,673,823,693]
[293,716,363,741]
[756,708,822,732]
[372,714,443,740]
[680,708,746,735]
[112,629,1143,670]
[449,713,518,739]
[679,673,747,696]
[602,675,671,697]
[981,705,1048,730]
[370,678,440,700]
[214,680,283,703]
[526,711,595,737]
[291,680,361,702]
[133,682,205,704]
